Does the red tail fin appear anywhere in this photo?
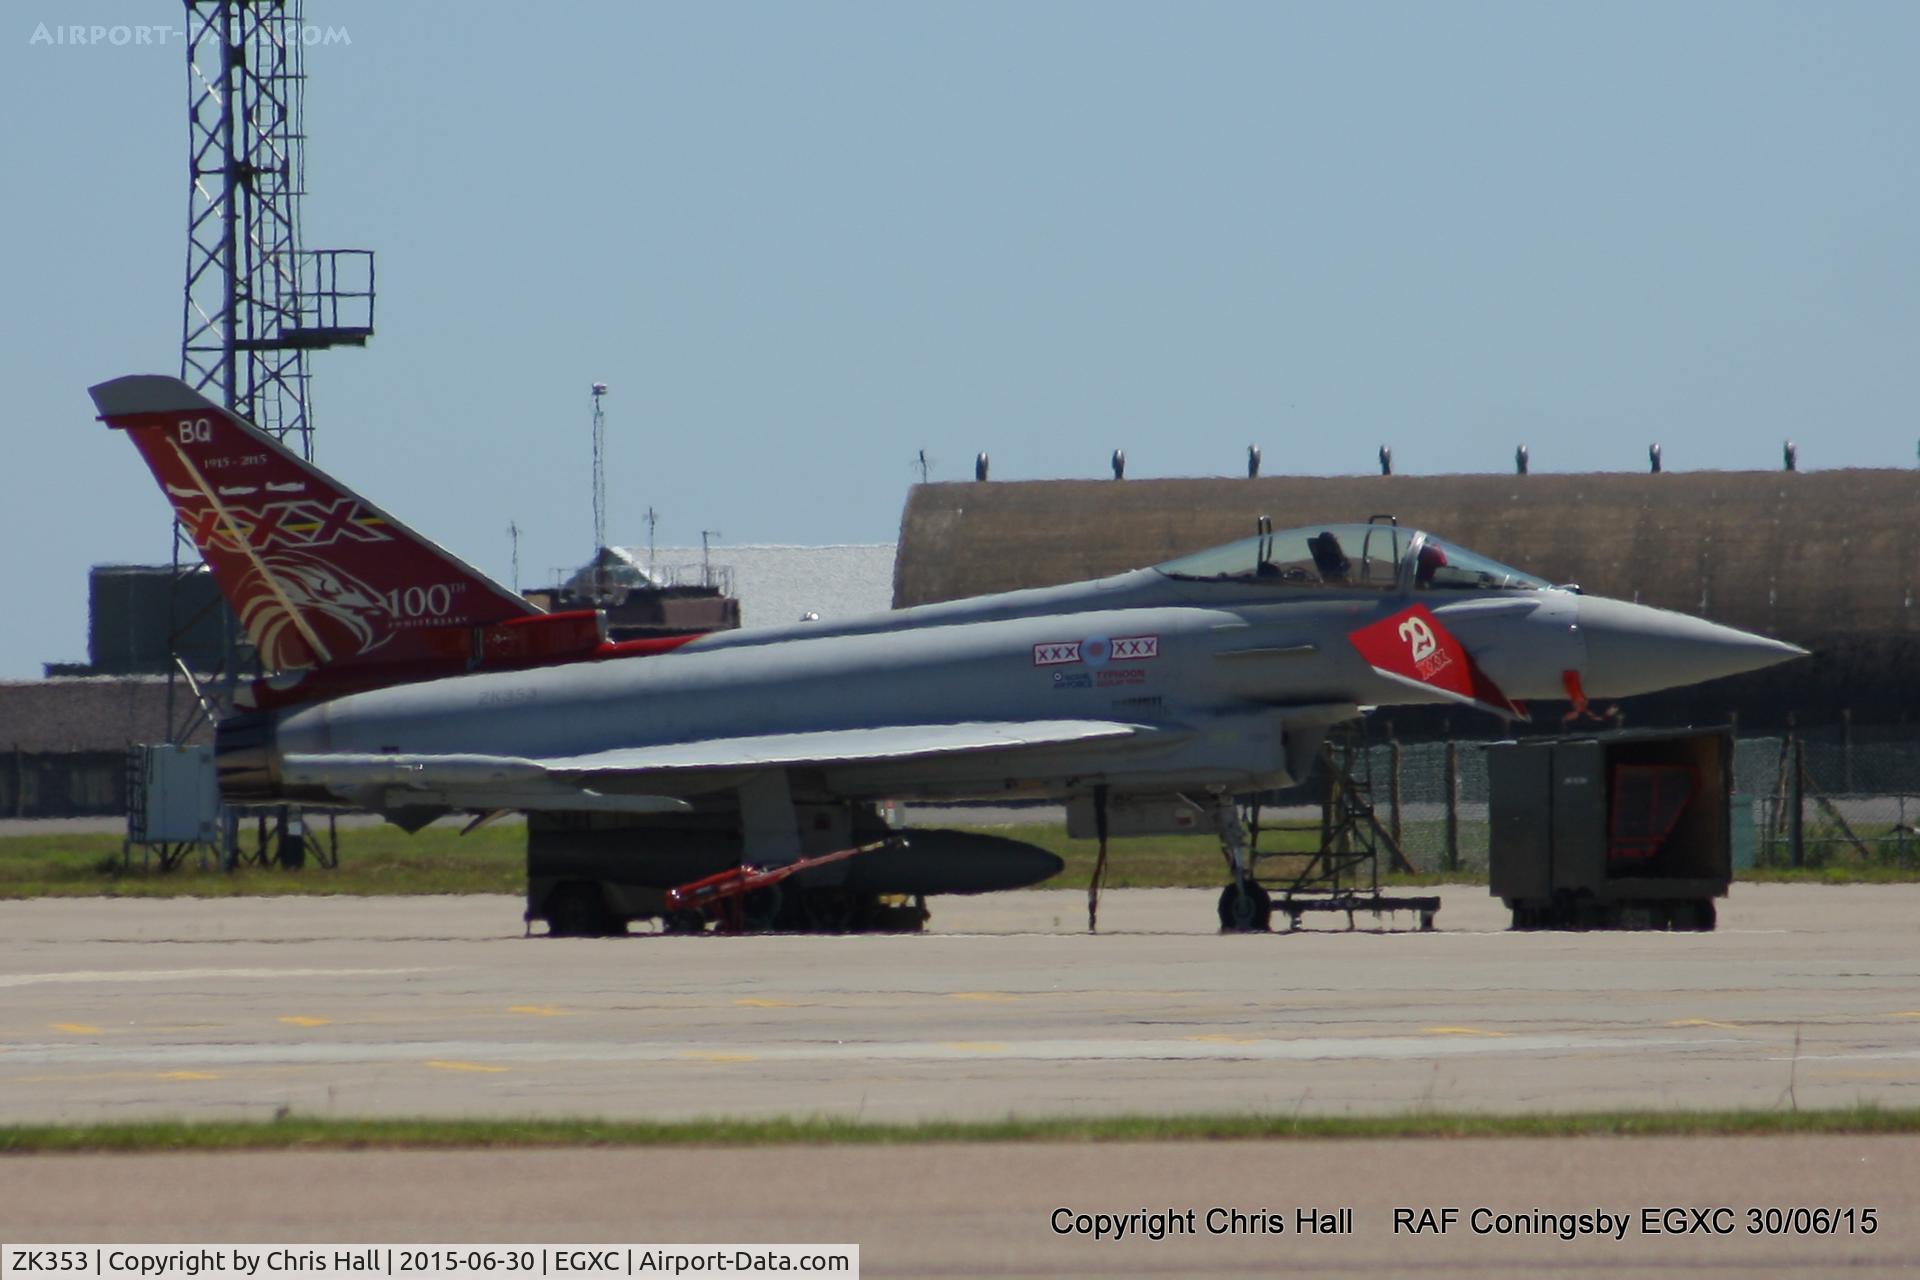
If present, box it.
[90,375,539,675]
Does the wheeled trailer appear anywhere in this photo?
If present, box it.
[1488,727,1732,931]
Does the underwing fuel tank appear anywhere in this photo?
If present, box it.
[842,829,1063,895]
[529,819,1062,897]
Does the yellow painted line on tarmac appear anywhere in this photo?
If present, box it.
[278,1015,332,1027]
[1186,1034,1261,1044]
[1893,1011,1920,1018]
[7,1071,138,1085]
[423,1060,511,1074]
[1669,1019,1742,1030]
[949,992,1018,1003]
[733,998,794,1009]
[157,1071,220,1081]
[944,1042,1010,1054]
[50,1023,102,1035]
[684,1052,758,1063]
[8,1065,310,1086]
[508,1005,570,1017]
[1422,1027,1509,1038]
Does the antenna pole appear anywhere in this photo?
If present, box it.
[590,382,609,600]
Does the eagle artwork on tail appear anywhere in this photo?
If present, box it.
[233,550,393,671]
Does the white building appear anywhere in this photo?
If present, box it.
[611,544,897,630]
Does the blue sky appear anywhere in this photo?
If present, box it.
[5,1,1917,676]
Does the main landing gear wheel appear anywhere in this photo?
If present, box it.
[1217,878,1272,933]
[741,885,785,932]
[801,887,859,933]
[1677,898,1717,932]
[545,882,621,937]
[662,908,708,935]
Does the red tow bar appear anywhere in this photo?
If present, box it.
[665,837,900,931]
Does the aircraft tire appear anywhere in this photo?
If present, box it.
[545,882,621,937]
[662,909,708,935]
[801,888,859,933]
[860,895,930,934]
[1682,898,1717,932]
[741,885,785,932]
[1217,879,1272,933]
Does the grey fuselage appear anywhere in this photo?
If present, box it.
[100,366,1807,859]
[265,568,1591,806]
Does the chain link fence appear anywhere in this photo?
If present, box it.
[1353,740,1490,875]
[1350,728,1920,876]
[1737,731,1920,869]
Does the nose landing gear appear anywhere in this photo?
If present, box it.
[1203,732,1442,934]
[1217,877,1273,932]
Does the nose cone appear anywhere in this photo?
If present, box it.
[1577,596,1808,698]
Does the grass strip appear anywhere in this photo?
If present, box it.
[3,1108,1919,1154]
[0,826,528,898]
[3,823,1918,899]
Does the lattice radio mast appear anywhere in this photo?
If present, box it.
[136,2,376,868]
[174,0,376,733]
[591,382,609,601]
[182,0,374,460]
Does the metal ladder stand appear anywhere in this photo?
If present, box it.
[1247,728,1440,931]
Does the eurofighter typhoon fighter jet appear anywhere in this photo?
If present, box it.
[91,375,1806,932]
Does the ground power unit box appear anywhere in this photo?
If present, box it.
[127,743,219,844]
[1487,727,1732,930]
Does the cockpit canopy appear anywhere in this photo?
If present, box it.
[1152,522,1550,592]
